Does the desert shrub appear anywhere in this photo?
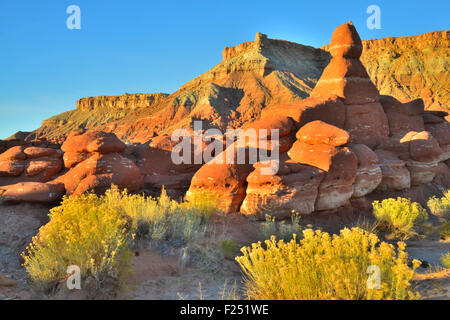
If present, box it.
[439,221,450,240]
[236,228,420,300]
[372,198,428,240]
[188,244,223,274]
[427,191,450,220]
[220,239,239,259]
[104,187,217,246]
[441,252,450,268]
[259,213,303,242]
[22,186,218,294]
[22,192,134,294]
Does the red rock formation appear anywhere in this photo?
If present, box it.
[348,144,382,198]
[375,149,411,191]
[0,146,63,187]
[59,152,143,196]
[3,23,449,219]
[134,135,205,198]
[61,130,126,155]
[295,120,349,146]
[186,162,253,213]
[260,95,346,130]
[240,155,325,218]
[311,22,389,148]
[186,22,450,216]
[57,130,143,196]
[240,121,358,217]
[0,182,65,204]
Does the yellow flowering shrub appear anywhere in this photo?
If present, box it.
[441,252,450,268]
[22,186,218,293]
[236,228,420,300]
[427,191,450,220]
[104,187,217,245]
[22,192,134,293]
[372,197,428,240]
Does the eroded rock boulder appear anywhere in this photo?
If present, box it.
[0,146,63,186]
[240,155,325,218]
[0,182,65,204]
[375,150,411,191]
[186,161,253,213]
[295,120,349,146]
[59,152,143,196]
[349,144,382,198]
[260,95,346,130]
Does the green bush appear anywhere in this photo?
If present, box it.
[220,239,238,259]
[372,198,428,240]
[236,228,420,300]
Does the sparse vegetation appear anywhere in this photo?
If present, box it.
[220,239,239,260]
[22,186,218,294]
[441,252,450,268]
[219,280,241,300]
[106,187,217,247]
[259,213,303,242]
[428,191,450,240]
[236,228,420,300]
[438,221,450,240]
[427,191,450,220]
[372,197,428,240]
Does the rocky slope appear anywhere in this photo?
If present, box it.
[32,30,448,143]
[34,93,169,141]
[360,31,449,115]
[35,34,332,143]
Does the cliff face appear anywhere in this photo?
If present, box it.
[76,93,168,111]
[360,31,449,114]
[36,33,331,142]
[35,93,169,140]
[34,30,449,143]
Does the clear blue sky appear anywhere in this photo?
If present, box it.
[0,0,448,139]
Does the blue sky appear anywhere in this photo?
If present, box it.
[0,0,448,139]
